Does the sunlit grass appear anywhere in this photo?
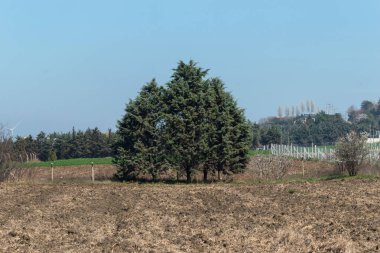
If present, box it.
[24,157,113,168]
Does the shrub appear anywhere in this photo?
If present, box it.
[49,150,57,161]
[253,155,291,180]
[335,131,369,176]
[0,126,14,181]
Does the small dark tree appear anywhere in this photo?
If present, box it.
[49,149,57,161]
[251,123,261,149]
[261,126,282,145]
[36,132,50,161]
[361,100,375,112]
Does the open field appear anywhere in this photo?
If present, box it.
[1,179,380,252]
[23,149,262,169]
[3,157,379,252]
[23,149,265,169]
[24,157,113,168]
[11,156,379,183]
[22,148,277,169]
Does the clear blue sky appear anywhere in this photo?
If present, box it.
[1,0,379,136]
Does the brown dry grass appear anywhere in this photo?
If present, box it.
[9,157,369,183]
[8,165,117,182]
[1,179,380,252]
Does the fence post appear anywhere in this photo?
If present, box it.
[91,162,95,183]
[302,159,305,177]
[51,163,54,182]
[315,145,317,159]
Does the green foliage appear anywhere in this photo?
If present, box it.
[261,125,282,145]
[17,128,116,162]
[251,123,261,148]
[114,60,252,183]
[254,112,352,146]
[248,149,271,156]
[49,149,57,161]
[115,80,167,181]
[347,99,380,134]
[25,157,113,168]
[36,132,50,161]
[164,61,209,182]
[202,78,252,181]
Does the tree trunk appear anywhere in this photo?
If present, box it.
[152,172,158,182]
[186,170,192,183]
[217,170,221,181]
[203,168,208,183]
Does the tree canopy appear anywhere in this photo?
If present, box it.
[114,61,252,182]
[8,128,116,163]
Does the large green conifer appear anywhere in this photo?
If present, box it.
[164,60,209,183]
[114,60,251,183]
[204,78,251,181]
[114,79,166,180]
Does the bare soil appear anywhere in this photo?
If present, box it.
[11,165,117,182]
[1,179,380,252]
[12,158,339,183]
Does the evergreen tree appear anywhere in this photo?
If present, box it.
[251,123,261,148]
[114,60,252,183]
[114,80,167,181]
[203,78,232,181]
[164,60,209,183]
[36,132,50,161]
[227,98,252,175]
[49,149,57,161]
[261,126,282,145]
[203,78,251,181]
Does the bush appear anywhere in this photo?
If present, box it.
[252,155,291,180]
[0,126,14,181]
[335,131,369,176]
[49,150,57,161]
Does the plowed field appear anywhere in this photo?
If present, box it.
[1,179,379,252]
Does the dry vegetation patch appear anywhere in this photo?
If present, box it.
[0,180,379,252]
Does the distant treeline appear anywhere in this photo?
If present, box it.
[11,127,116,162]
[253,99,380,147]
[5,99,380,163]
[347,99,380,133]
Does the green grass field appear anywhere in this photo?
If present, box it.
[25,150,261,168]
[24,157,113,168]
[248,149,271,156]
[302,145,335,152]
[25,150,264,168]
[22,143,377,168]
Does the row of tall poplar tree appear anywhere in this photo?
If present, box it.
[114,61,252,182]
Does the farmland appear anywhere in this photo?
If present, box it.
[2,1,380,252]
[1,178,380,252]
[24,157,113,168]
[2,155,380,252]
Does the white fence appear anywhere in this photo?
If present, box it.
[270,144,380,162]
[270,144,335,160]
